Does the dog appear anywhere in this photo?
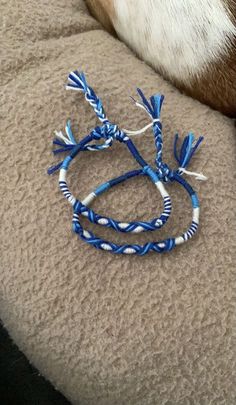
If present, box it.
[85,0,236,117]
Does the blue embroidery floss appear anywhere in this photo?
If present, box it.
[48,71,207,255]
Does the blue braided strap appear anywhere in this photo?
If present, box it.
[72,173,199,255]
[73,219,175,255]
[47,70,206,255]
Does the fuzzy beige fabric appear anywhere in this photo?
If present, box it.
[0,1,236,404]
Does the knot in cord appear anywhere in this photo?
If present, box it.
[156,162,174,182]
[103,122,127,142]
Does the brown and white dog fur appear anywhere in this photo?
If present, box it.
[86,0,236,117]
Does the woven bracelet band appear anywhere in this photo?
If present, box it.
[48,71,206,255]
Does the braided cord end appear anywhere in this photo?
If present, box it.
[66,70,108,123]
[136,88,164,120]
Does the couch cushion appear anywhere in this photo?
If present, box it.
[0,0,99,45]
[0,2,235,404]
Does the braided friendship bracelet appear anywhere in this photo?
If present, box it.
[48,70,207,255]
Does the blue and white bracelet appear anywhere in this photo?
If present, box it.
[48,71,207,255]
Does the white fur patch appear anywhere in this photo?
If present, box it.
[113,0,236,83]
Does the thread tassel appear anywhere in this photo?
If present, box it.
[174,133,207,180]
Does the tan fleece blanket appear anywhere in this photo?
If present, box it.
[0,1,236,404]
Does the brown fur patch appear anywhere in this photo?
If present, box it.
[175,44,236,117]
[85,0,116,35]
[178,0,236,117]
[224,0,236,24]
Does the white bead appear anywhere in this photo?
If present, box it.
[158,242,165,248]
[83,230,91,238]
[118,222,129,229]
[98,218,109,225]
[124,247,136,254]
[101,243,112,251]
[132,226,144,233]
